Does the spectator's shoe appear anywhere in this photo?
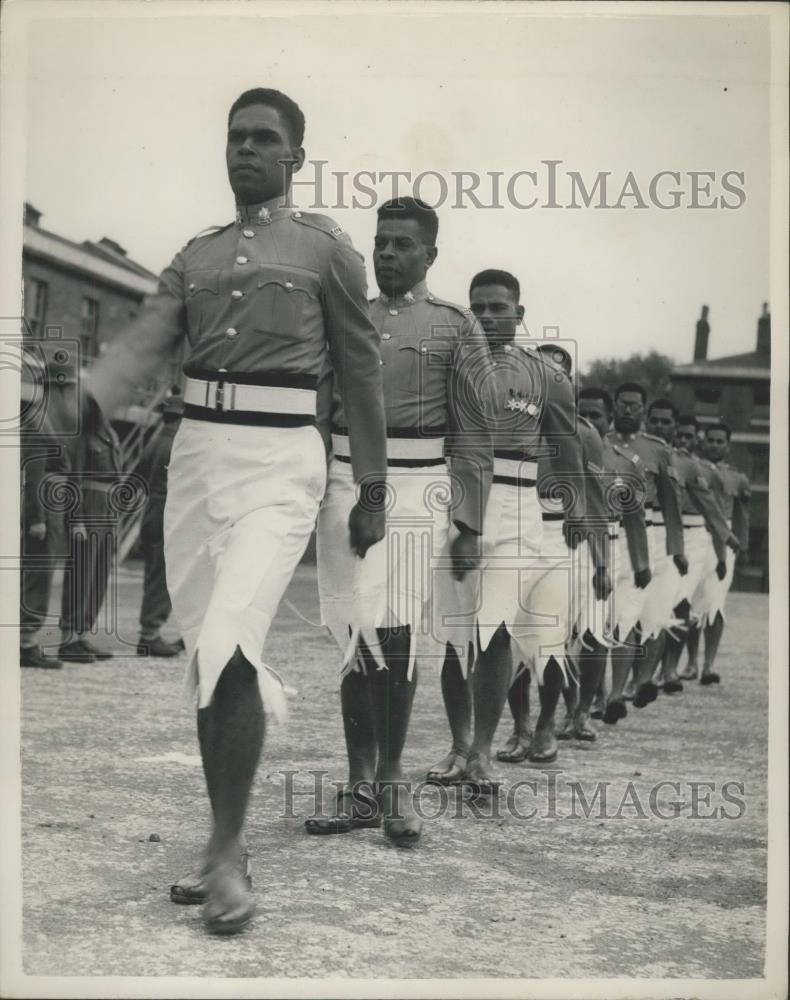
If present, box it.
[20,645,63,670]
[137,635,182,658]
[58,639,96,663]
[78,637,114,660]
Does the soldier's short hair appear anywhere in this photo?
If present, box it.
[579,386,613,418]
[648,397,679,420]
[469,269,521,303]
[228,88,306,146]
[677,414,699,430]
[705,420,731,439]
[537,342,572,376]
[614,382,646,404]
[377,197,439,246]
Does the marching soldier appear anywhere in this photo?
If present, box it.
[309,199,493,846]
[681,421,750,684]
[426,271,585,787]
[576,387,651,724]
[88,88,387,934]
[646,407,738,691]
[602,383,685,723]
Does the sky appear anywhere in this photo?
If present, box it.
[21,3,773,370]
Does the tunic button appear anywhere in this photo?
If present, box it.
[420,347,427,354]
[285,281,293,289]
[242,229,255,238]
[389,309,398,316]
[293,211,302,218]
[504,344,512,352]
[231,290,243,300]
[381,333,391,341]
[188,282,195,292]
[236,256,248,265]
[225,327,238,338]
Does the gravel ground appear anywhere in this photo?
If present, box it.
[20,562,768,981]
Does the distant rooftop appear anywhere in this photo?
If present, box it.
[674,303,771,380]
[23,202,158,294]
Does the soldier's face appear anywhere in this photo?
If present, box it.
[704,429,729,462]
[675,424,697,451]
[373,218,436,295]
[613,391,644,433]
[646,406,676,444]
[469,284,524,347]
[578,397,611,438]
[226,104,304,204]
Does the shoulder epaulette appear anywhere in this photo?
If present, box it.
[183,223,233,249]
[578,414,595,432]
[291,211,346,240]
[641,431,667,446]
[425,295,475,321]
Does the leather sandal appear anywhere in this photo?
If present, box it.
[426,748,468,785]
[304,785,381,835]
[603,699,627,725]
[700,672,720,685]
[202,865,256,936]
[633,681,659,708]
[378,783,422,848]
[170,851,251,905]
[496,732,531,763]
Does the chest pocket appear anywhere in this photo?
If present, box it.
[252,265,320,338]
[185,269,220,339]
[396,343,453,397]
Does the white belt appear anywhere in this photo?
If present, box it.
[332,433,445,463]
[683,513,706,528]
[184,376,317,416]
[493,457,538,483]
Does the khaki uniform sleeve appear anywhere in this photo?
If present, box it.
[623,506,650,575]
[445,316,494,534]
[686,468,732,546]
[658,449,684,555]
[732,473,751,551]
[88,253,187,415]
[581,427,608,569]
[322,239,386,486]
[539,372,585,520]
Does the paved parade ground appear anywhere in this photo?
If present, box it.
[19,561,769,982]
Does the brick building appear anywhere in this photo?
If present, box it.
[21,203,182,418]
[671,305,770,592]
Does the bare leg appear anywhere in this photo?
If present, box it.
[426,644,472,782]
[632,634,663,708]
[679,622,702,679]
[497,665,531,761]
[201,647,263,933]
[572,633,606,740]
[466,625,513,787]
[364,628,421,844]
[341,666,377,786]
[528,656,563,762]
[702,611,725,682]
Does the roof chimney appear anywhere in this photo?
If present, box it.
[693,305,709,362]
[756,302,770,359]
[97,237,127,257]
[24,202,42,227]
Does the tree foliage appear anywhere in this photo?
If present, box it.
[580,351,676,401]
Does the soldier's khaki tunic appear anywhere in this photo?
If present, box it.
[605,429,684,640]
[693,458,750,625]
[90,196,387,717]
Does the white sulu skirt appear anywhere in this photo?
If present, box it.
[316,457,452,680]
[431,480,543,675]
[692,524,736,626]
[163,418,327,721]
[639,524,681,640]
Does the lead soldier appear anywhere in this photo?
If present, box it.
[88,88,387,933]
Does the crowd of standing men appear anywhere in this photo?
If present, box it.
[20,86,751,936]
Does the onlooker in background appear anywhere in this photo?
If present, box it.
[58,378,124,662]
[20,357,68,669]
[137,394,185,657]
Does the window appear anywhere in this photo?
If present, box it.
[752,382,770,426]
[23,279,48,336]
[750,445,769,486]
[80,296,100,365]
[694,382,722,421]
